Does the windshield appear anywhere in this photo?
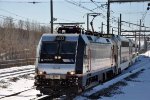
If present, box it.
[60,42,77,54]
[41,42,58,54]
[39,41,77,64]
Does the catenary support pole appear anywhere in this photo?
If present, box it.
[50,0,53,33]
[107,0,110,34]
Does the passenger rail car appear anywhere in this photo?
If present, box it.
[34,33,138,95]
[129,39,138,64]
[117,36,130,71]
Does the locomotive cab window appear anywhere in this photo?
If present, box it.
[39,41,77,64]
[60,42,77,54]
[41,42,58,54]
[59,42,77,64]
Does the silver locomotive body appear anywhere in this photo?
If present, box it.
[34,33,138,95]
[35,34,80,94]
[35,34,115,94]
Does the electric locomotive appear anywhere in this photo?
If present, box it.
[34,25,138,95]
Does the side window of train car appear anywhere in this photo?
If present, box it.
[121,41,129,47]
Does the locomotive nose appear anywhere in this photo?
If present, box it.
[36,63,76,78]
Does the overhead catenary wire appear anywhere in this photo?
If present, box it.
[121,20,150,29]
[102,22,127,31]
[65,0,125,26]
[0,0,48,3]
[141,10,148,23]
[90,0,115,14]
[0,14,49,25]
[0,8,29,20]
[64,0,106,20]
[65,0,141,32]
[0,7,79,25]
[0,1,81,25]
[67,0,150,33]
[1,0,150,32]
[90,1,139,30]
[0,0,142,28]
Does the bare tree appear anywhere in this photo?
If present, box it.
[0,17,50,63]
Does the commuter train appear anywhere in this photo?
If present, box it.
[34,25,138,95]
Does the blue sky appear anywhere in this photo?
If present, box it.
[0,0,150,34]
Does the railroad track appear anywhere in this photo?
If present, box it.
[32,95,67,100]
[0,68,34,80]
[0,68,34,74]
[31,95,51,100]
[0,88,34,99]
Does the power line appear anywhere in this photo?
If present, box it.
[0,4,80,25]
[90,0,136,26]
[64,0,144,31]
[65,0,97,13]
[102,22,127,31]
[122,20,150,29]
[0,14,79,26]
[141,10,148,22]
[56,17,80,23]
[79,1,106,4]
[110,0,150,3]
[65,0,107,19]
[0,14,50,25]
[0,1,48,4]
[0,15,18,21]
[0,8,29,20]
[90,0,115,14]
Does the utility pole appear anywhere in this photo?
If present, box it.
[107,0,110,34]
[139,19,141,52]
[50,0,53,33]
[118,18,120,35]
[135,32,137,53]
[144,33,147,51]
[101,22,103,34]
[112,28,114,34]
[120,14,122,35]
[87,13,89,31]
[107,0,150,35]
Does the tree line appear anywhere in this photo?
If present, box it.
[0,17,50,61]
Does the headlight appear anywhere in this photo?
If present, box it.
[70,71,75,75]
[54,56,61,59]
[58,56,61,59]
[54,56,58,59]
[38,71,44,75]
[39,71,43,75]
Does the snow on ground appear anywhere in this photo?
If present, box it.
[0,65,35,74]
[99,51,150,100]
[1,89,40,100]
[0,74,40,99]
[75,50,150,100]
[1,51,150,100]
[101,66,150,100]
[0,65,40,100]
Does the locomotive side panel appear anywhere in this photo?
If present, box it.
[81,37,117,89]
[90,43,113,71]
